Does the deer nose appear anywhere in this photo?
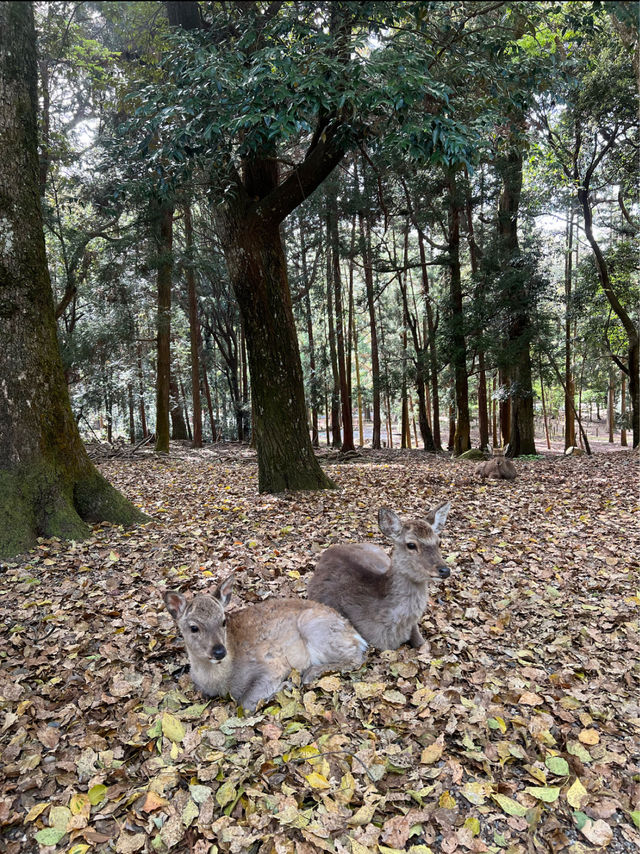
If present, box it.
[438,565,450,580]
[211,644,226,660]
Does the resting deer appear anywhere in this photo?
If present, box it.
[164,577,367,711]
[307,504,451,651]
[477,451,517,480]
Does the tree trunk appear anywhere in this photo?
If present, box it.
[328,183,354,452]
[128,383,136,443]
[325,226,342,449]
[564,208,577,448]
[359,212,381,448]
[478,351,489,450]
[215,201,333,491]
[497,148,536,456]
[621,372,628,447]
[184,203,203,448]
[299,215,319,447]
[179,373,192,441]
[539,363,551,450]
[608,367,615,443]
[202,364,217,442]
[170,373,189,439]
[398,226,436,452]
[417,229,441,450]
[351,293,364,447]
[0,2,145,558]
[447,171,471,455]
[579,186,639,448]
[492,373,498,447]
[151,196,174,453]
[499,371,511,447]
[136,339,148,437]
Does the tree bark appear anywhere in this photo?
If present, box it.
[0,2,145,558]
[170,373,189,439]
[325,217,342,448]
[136,337,148,438]
[417,229,441,450]
[215,195,334,490]
[564,208,576,448]
[359,211,381,448]
[447,171,471,455]
[398,225,436,452]
[327,182,354,452]
[184,203,203,448]
[150,196,174,453]
[497,148,536,456]
[299,215,319,447]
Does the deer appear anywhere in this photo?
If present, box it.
[164,576,367,711]
[307,503,451,651]
[477,450,517,480]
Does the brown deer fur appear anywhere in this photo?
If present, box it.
[307,504,451,650]
[477,457,517,480]
[164,577,367,710]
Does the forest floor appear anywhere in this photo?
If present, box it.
[1,446,639,854]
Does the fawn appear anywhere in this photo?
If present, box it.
[164,576,367,710]
[307,503,451,651]
[477,450,517,480]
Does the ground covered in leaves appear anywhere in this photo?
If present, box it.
[1,446,639,854]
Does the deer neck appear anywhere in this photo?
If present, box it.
[389,548,429,589]
[187,644,234,698]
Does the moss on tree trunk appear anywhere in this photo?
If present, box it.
[0,2,147,559]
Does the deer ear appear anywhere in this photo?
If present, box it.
[427,501,450,534]
[378,507,403,539]
[215,576,234,608]
[165,591,187,620]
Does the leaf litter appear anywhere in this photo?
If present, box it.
[1,446,639,854]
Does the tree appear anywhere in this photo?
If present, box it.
[538,19,639,447]
[126,1,488,488]
[0,2,145,558]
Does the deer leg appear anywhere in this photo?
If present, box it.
[409,623,426,648]
[237,674,281,712]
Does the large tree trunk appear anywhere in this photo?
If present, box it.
[447,171,471,455]
[216,199,334,491]
[0,2,145,558]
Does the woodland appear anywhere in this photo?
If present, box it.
[0,1,639,854]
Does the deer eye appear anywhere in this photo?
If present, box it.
[222,619,227,627]
[406,542,417,551]
[189,625,199,634]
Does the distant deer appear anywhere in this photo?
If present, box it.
[164,577,367,710]
[477,449,517,480]
[307,503,451,650]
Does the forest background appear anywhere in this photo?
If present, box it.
[27,0,640,475]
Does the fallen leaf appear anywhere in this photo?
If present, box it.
[566,778,589,810]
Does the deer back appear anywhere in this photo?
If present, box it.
[308,503,451,649]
